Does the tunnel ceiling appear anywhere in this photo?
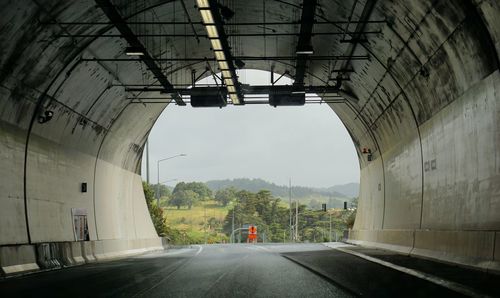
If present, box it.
[0,0,499,171]
[0,0,499,267]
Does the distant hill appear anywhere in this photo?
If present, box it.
[326,183,359,198]
[205,178,358,199]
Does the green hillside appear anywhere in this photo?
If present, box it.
[205,178,358,209]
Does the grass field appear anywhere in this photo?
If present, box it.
[162,200,231,243]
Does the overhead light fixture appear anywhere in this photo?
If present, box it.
[214,51,226,61]
[196,0,209,8]
[296,49,314,55]
[218,61,229,70]
[291,90,306,94]
[197,0,243,105]
[125,47,145,56]
[210,39,223,50]
[296,45,314,55]
[38,110,54,124]
[229,93,240,105]
[206,25,219,38]
[200,9,214,24]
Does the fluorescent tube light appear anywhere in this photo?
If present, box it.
[210,39,223,50]
[296,45,314,55]
[196,0,209,8]
[125,47,145,56]
[218,61,229,70]
[295,50,314,55]
[200,10,214,24]
[206,25,219,38]
[229,93,240,104]
[214,51,226,61]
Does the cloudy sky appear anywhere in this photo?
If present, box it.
[141,70,359,188]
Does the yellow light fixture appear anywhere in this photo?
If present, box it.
[218,61,229,70]
[206,25,219,38]
[214,51,226,61]
[196,0,209,8]
[200,9,214,24]
[210,39,222,50]
[224,78,233,86]
[227,85,236,93]
[229,93,240,104]
[221,70,231,78]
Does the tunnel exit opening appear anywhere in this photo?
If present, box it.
[140,68,360,245]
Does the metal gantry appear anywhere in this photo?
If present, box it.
[95,0,186,106]
[85,0,383,107]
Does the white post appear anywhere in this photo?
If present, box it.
[329,213,332,242]
[295,200,299,241]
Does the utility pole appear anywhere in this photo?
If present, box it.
[204,202,207,244]
[329,212,332,242]
[231,207,235,243]
[289,178,292,241]
[295,200,299,241]
[146,139,150,184]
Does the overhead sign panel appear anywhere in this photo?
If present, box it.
[269,93,306,107]
[190,88,227,108]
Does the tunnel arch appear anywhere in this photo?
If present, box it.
[0,0,499,273]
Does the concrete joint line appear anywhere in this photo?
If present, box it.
[333,247,489,298]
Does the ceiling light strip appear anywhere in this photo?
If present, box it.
[196,0,244,105]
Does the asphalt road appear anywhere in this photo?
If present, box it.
[0,243,353,298]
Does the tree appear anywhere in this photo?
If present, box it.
[309,199,321,210]
[215,187,237,206]
[185,182,213,200]
[170,189,199,209]
[151,183,171,199]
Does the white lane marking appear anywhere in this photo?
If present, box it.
[334,247,489,298]
[136,248,194,258]
[193,245,203,256]
[252,245,270,251]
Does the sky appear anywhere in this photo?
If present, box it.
[141,70,359,188]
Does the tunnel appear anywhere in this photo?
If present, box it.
[0,0,499,276]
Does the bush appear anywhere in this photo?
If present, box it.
[143,182,168,236]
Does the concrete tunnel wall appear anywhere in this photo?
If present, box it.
[0,0,499,274]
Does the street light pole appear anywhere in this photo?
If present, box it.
[295,200,299,241]
[329,212,332,242]
[156,154,186,205]
[231,207,235,243]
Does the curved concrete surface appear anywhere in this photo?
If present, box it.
[0,0,499,274]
